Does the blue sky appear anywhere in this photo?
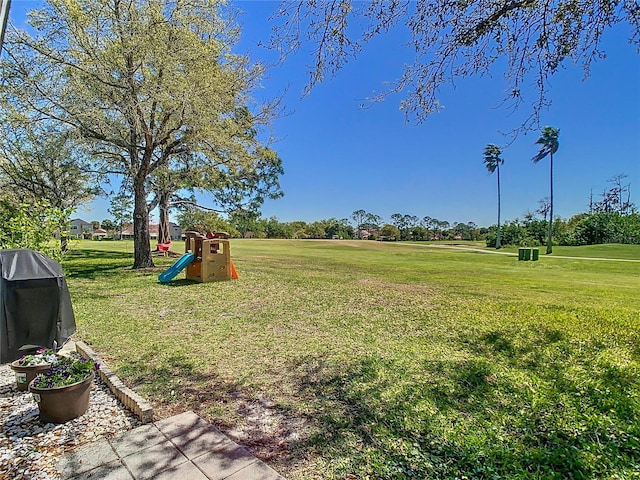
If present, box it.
[8,1,640,227]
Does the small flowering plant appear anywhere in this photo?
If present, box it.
[16,348,59,366]
[32,354,100,389]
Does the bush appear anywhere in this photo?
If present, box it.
[0,200,70,260]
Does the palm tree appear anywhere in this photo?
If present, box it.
[532,126,560,254]
[483,143,504,249]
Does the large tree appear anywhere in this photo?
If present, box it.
[351,209,368,237]
[150,145,283,245]
[1,0,274,268]
[269,1,638,128]
[532,126,560,254]
[483,143,504,249]
[148,104,283,246]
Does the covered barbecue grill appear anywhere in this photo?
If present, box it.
[0,249,76,364]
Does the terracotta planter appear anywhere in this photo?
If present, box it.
[29,371,94,423]
[10,361,53,392]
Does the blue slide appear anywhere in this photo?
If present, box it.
[158,252,195,283]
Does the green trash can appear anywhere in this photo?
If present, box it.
[518,248,525,261]
[531,248,539,261]
[523,248,531,261]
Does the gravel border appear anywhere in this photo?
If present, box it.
[0,344,145,479]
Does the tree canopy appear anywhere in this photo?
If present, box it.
[1,0,279,268]
[269,0,639,129]
[0,120,98,210]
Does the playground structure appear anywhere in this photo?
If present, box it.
[184,231,237,282]
[158,231,238,283]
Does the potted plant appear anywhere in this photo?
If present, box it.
[10,348,60,392]
[29,353,100,423]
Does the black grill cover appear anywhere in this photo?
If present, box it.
[0,249,76,364]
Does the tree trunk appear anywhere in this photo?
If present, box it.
[546,152,553,254]
[158,191,171,245]
[496,164,502,249]
[132,175,154,268]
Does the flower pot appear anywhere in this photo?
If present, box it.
[10,361,53,392]
[29,371,94,423]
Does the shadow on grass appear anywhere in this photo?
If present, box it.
[63,249,135,279]
[64,249,202,285]
[113,329,639,479]
[158,279,199,287]
[277,331,639,479]
[117,351,310,466]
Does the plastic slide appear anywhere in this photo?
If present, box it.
[158,252,195,283]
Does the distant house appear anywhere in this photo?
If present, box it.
[91,228,108,240]
[169,222,182,241]
[148,224,159,240]
[69,219,92,239]
[152,222,183,241]
[115,224,134,240]
[355,228,379,240]
[115,222,181,241]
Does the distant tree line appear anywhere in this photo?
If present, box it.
[167,175,638,246]
[486,212,640,248]
[83,169,639,248]
[485,176,638,247]
[163,206,487,242]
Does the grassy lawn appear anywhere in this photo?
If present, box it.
[63,240,639,479]
[548,244,640,260]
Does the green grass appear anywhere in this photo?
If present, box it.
[63,240,640,479]
[421,241,640,261]
[549,243,640,260]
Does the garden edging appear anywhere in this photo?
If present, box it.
[74,340,153,423]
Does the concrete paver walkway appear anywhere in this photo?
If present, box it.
[57,411,285,480]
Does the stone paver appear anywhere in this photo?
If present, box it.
[69,460,134,480]
[121,440,188,480]
[191,442,258,480]
[57,411,286,480]
[110,424,167,457]
[58,439,118,477]
[155,410,209,439]
[151,461,210,480]
[225,460,286,480]
[170,423,233,459]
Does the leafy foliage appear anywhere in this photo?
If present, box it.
[532,126,560,164]
[269,1,639,128]
[0,200,70,260]
[486,212,640,247]
[32,354,99,389]
[175,207,238,236]
[0,121,99,211]
[571,212,640,245]
[381,223,401,240]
